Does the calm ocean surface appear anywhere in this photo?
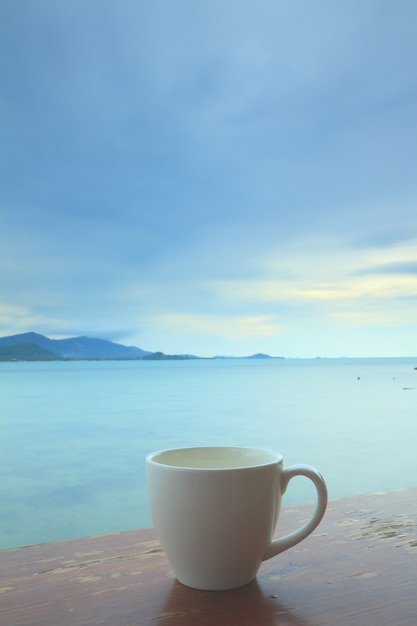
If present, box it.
[1,358,416,550]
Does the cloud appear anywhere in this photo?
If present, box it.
[329,308,417,328]
[354,261,417,276]
[208,235,417,318]
[0,303,33,327]
[1,2,417,356]
[149,313,286,340]
[0,303,55,336]
[211,275,417,314]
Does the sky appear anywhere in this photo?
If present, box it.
[1,0,417,357]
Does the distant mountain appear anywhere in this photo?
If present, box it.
[214,353,284,359]
[142,351,199,360]
[0,332,152,360]
[0,331,280,362]
[0,342,63,361]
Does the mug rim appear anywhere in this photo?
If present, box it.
[146,446,283,470]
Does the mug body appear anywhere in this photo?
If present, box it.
[146,446,283,590]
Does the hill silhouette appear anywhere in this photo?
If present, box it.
[0,342,62,361]
[0,332,151,360]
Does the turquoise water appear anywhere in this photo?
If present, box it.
[1,358,416,549]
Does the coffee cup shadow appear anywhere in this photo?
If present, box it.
[157,578,317,626]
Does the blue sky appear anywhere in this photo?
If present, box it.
[1,0,417,357]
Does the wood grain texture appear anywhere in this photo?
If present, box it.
[1,489,416,625]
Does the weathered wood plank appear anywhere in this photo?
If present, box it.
[0,489,416,625]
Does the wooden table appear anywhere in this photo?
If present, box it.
[1,489,416,625]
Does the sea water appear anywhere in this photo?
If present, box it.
[0,358,416,549]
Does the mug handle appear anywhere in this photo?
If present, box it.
[263,464,328,561]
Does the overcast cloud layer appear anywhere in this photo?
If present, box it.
[1,0,417,356]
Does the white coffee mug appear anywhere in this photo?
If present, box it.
[146,446,328,591]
